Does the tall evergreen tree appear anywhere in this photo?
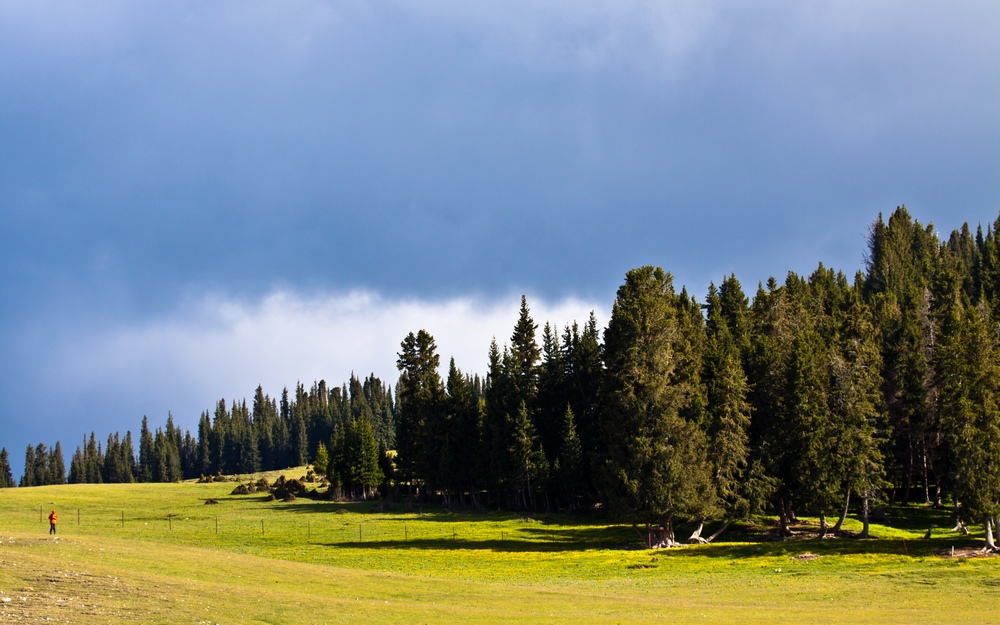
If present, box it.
[395,329,445,493]
[47,441,66,485]
[556,405,585,509]
[0,448,15,488]
[937,297,1000,549]
[139,416,155,482]
[508,400,548,510]
[20,444,35,487]
[698,283,771,541]
[599,266,717,547]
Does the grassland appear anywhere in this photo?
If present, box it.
[1,470,998,623]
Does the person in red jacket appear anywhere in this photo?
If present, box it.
[48,510,57,535]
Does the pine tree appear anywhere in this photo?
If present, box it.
[443,358,483,506]
[313,442,330,475]
[20,445,35,487]
[395,329,445,492]
[556,405,584,509]
[599,266,717,547]
[68,446,86,484]
[508,400,548,510]
[864,207,943,504]
[509,295,541,407]
[699,283,769,541]
[0,448,15,488]
[120,432,137,482]
[355,417,383,499]
[139,417,155,482]
[828,292,887,537]
[48,441,66,485]
[937,297,1000,549]
[197,411,212,477]
[535,322,567,470]
[564,312,604,496]
[482,338,513,505]
[33,443,49,486]
[104,434,122,483]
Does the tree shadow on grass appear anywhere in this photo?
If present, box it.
[268,500,609,527]
[317,535,612,553]
[265,501,981,557]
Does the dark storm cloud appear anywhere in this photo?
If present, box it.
[1,1,998,476]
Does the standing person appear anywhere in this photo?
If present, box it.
[48,509,57,535]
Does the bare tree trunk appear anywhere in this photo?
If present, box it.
[951,513,970,534]
[832,489,851,534]
[818,514,828,539]
[687,520,705,544]
[985,516,997,552]
[859,492,870,538]
[705,516,735,543]
[661,514,678,547]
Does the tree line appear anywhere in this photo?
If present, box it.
[5,206,1000,547]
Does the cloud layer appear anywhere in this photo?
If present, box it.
[3,290,606,474]
[1,1,998,476]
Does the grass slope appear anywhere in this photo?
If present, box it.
[1,471,998,623]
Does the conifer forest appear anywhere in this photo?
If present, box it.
[7,206,1000,548]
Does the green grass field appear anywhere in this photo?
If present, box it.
[1,470,997,623]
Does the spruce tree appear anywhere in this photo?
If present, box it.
[313,441,330,475]
[395,329,445,492]
[937,297,1000,549]
[699,283,769,541]
[120,432,137,482]
[556,405,584,509]
[508,400,547,510]
[33,443,49,486]
[0,448,14,488]
[355,417,383,499]
[68,446,86,484]
[443,358,482,505]
[139,417,155,481]
[20,445,35,487]
[48,441,66,485]
[599,266,717,547]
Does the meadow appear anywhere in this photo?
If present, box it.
[1,469,997,624]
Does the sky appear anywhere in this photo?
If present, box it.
[1,1,998,478]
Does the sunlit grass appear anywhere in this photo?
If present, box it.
[1,471,998,623]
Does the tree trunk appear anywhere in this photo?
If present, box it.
[818,514,828,539]
[687,520,705,544]
[921,438,931,505]
[660,513,677,547]
[778,500,794,537]
[985,516,997,552]
[705,516,735,543]
[859,492,870,539]
[902,433,913,505]
[832,489,851,534]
